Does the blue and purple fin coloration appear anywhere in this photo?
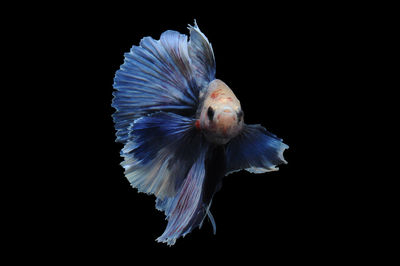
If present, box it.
[112,21,288,245]
[226,125,289,175]
[121,112,206,199]
[113,22,214,143]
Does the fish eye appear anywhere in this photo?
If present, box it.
[237,110,243,122]
[207,106,214,121]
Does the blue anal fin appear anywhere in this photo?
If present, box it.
[156,150,208,245]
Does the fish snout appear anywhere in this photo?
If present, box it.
[217,107,236,134]
[214,107,243,138]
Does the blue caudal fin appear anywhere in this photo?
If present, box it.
[121,111,205,199]
[225,124,289,175]
[113,21,216,144]
[156,149,209,245]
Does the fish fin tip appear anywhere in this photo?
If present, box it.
[207,209,217,235]
[155,236,176,246]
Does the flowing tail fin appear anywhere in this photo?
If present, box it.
[156,149,209,245]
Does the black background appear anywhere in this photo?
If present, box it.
[12,3,371,262]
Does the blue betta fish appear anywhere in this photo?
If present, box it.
[112,21,288,245]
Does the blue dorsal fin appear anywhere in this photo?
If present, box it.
[113,30,197,144]
[113,21,216,144]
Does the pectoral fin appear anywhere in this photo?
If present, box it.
[225,124,289,175]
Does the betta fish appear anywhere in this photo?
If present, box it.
[112,21,288,245]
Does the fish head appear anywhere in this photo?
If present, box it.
[199,79,244,144]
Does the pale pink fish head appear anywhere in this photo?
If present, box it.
[198,79,244,144]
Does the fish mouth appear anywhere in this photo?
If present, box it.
[221,106,234,113]
[236,110,243,123]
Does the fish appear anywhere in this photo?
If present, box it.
[112,21,289,245]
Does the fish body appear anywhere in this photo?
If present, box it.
[112,21,288,245]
